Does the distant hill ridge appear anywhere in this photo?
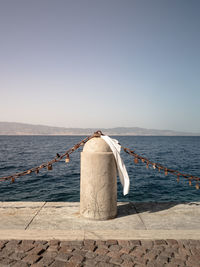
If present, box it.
[0,122,199,136]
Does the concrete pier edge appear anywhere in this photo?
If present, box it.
[0,201,200,240]
[0,229,200,241]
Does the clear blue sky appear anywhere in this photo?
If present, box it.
[0,0,200,132]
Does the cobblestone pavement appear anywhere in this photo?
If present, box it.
[0,239,200,267]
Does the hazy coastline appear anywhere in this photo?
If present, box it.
[0,122,199,136]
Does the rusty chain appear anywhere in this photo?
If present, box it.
[122,146,200,189]
[0,130,199,189]
[0,131,102,183]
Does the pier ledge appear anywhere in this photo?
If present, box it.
[0,201,200,266]
[0,201,200,240]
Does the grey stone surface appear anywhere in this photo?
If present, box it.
[0,202,44,230]
[29,202,143,231]
[134,202,200,230]
[0,202,200,240]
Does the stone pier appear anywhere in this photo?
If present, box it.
[0,201,200,266]
[0,202,200,240]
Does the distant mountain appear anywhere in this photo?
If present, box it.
[0,122,199,136]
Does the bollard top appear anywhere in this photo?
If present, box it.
[83,137,112,153]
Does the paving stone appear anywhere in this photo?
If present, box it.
[28,245,45,255]
[169,257,187,266]
[84,259,98,266]
[186,254,200,266]
[16,242,34,253]
[34,240,48,245]
[146,263,160,267]
[95,240,106,246]
[130,247,145,258]
[109,256,123,265]
[68,254,84,264]
[177,247,189,258]
[67,241,83,247]
[60,241,72,247]
[22,254,42,264]
[159,251,173,259]
[66,263,82,267]
[107,250,123,259]
[96,262,115,267]
[72,248,87,257]
[0,254,4,261]
[0,241,8,250]
[121,254,133,262]
[41,243,49,250]
[118,240,130,247]
[0,238,199,267]
[121,261,134,267]
[85,251,96,259]
[55,252,72,262]
[43,250,58,258]
[95,254,110,263]
[9,252,26,260]
[0,248,13,258]
[108,244,122,251]
[83,244,96,251]
[165,246,179,254]
[59,246,74,253]
[12,261,29,267]
[155,257,169,266]
[120,246,133,254]
[180,240,190,248]
[49,240,60,246]
[190,240,200,244]
[141,240,154,250]
[95,247,109,255]
[48,245,59,252]
[5,240,21,251]
[134,256,147,265]
[129,240,141,246]
[154,240,167,245]
[84,240,95,246]
[106,240,118,246]
[0,257,15,265]
[31,262,46,267]
[37,256,55,266]
[143,250,158,261]
[190,247,200,256]
[166,239,179,246]
[51,260,69,267]
[186,259,200,267]
[21,240,34,245]
[96,244,108,249]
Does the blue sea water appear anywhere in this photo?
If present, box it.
[0,135,200,202]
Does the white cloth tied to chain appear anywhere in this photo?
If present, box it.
[101,135,130,195]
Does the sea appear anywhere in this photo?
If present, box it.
[0,135,200,202]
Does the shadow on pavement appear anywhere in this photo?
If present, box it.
[117,201,200,218]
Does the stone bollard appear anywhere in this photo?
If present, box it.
[80,137,117,220]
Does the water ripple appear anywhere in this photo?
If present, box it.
[0,136,199,202]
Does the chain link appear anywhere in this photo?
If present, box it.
[122,146,200,188]
[0,131,199,189]
[0,131,102,183]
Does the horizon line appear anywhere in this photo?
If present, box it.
[0,121,200,135]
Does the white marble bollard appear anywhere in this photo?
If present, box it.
[80,137,117,220]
